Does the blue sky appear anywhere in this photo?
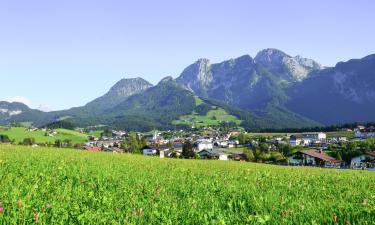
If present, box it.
[0,0,374,111]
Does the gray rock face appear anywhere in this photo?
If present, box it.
[255,48,323,81]
[0,101,26,117]
[176,58,213,97]
[176,50,321,110]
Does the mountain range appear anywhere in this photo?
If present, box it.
[1,48,375,131]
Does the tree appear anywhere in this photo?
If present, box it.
[121,132,146,153]
[182,141,194,158]
[22,138,35,146]
[243,149,254,162]
[0,135,10,143]
[54,139,62,148]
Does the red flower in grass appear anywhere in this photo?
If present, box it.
[0,207,4,213]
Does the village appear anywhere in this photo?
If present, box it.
[79,125,375,171]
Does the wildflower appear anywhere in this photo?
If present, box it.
[17,199,22,209]
[333,213,337,223]
[34,212,40,222]
[0,207,4,213]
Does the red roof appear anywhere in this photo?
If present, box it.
[83,146,101,151]
[366,151,375,157]
[301,149,342,163]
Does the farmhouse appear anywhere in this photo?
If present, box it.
[350,151,375,170]
[288,149,343,168]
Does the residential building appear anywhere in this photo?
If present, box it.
[288,149,343,168]
[350,151,375,170]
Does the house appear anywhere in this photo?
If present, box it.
[288,149,343,168]
[227,140,238,148]
[302,132,327,142]
[219,154,229,161]
[197,149,228,160]
[82,146,101,151]
[214,140,228,148]
[142,146,157,156]
[350,151,375,170]
[289,132,327,146]
[195,140,213,151]
[289,134,305,146]
[354,126,375,139]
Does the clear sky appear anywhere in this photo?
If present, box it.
[1,0,374,111]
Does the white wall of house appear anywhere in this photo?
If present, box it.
[143,149,157,156]
[351,155,375,167]
[219,154,228,161]
[197,142,213,151]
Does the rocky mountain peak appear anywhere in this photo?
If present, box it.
[83,77,153,112]
[159,76,175,84]
[255,48,322,81]
[109,77,152,92]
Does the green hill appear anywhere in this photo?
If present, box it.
[0,127,87,144]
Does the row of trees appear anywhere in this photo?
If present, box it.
[120,132,147,153]
[328,138,375,163]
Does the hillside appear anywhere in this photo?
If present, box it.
[0,127,87,144]
[286,54,375,124]
[1,145,375,224]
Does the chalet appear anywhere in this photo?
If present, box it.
[288,149,343,168]
[350,151,375,170]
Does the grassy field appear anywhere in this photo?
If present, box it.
[1,145,375,224]
[172,107,242,128]
[0,127,88,144]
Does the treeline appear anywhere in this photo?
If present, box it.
[253,121,375,133]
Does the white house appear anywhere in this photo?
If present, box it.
[289,134,305,146]
[350,151,375,170]
[289,132,327,146]
[142,147,157,156]
[219,154,229,161]
[302,132,327,142]
[195,140,213,151]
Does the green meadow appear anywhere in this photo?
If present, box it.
[1,145,375,224]
[0,127,87,144]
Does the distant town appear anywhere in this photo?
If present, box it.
[1,124,375,170]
